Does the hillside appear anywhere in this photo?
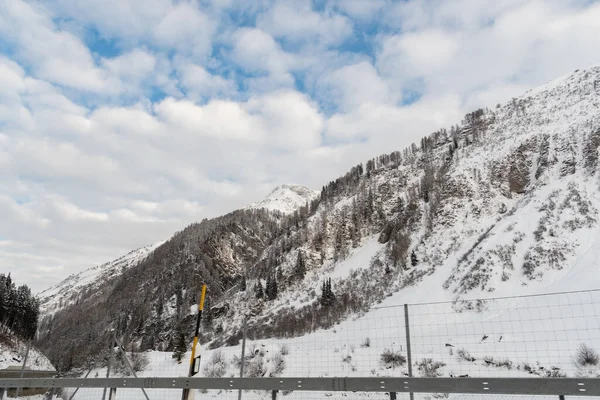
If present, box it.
[0,333,53,372]
[37,65,600,372]
[39,242,164,316]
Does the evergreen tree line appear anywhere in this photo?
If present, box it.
[0,273,39,340]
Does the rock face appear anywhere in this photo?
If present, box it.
[37,65,600,372]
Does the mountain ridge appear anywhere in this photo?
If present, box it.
[248,184,319,214]
[36,64,600,371]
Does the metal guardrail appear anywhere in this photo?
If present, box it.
[0,377,598,396]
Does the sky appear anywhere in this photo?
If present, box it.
[1,0,599,293]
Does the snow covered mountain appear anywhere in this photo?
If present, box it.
[37,65,600,373]
[248,184,319,214]
[39,242,163,316]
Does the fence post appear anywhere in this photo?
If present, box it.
[16,340,31,398]
[102,332,115,400]
[404,304,414,400]
[238,317,247,400]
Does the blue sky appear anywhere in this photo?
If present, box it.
[1,0,599,292]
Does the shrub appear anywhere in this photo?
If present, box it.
[380,348,406,368]
[361,337,371,348]
[417,358,445,377]
[203,351,228,378]
[342,355,352,363]
[270,351,285,376]
[246,356,265,377]
[131,351,149,372]
[495,359,513,370]
[575,344,600,367]
[279,344,289,356]
[457,348,475,362]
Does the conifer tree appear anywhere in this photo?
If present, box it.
[172,323,187,363]
[294,250,306,280]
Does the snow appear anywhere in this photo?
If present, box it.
[0,337,54,371]
[248,184,319,214]
[39,241,164,316]
[37,64,600,400]
[324,237,384,280]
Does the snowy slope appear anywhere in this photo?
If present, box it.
[37,65,600,388]
[248,184,319,214]
[0,334,54,371]
[203,65,600,360]
[39,242,163,316]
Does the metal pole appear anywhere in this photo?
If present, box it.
[16,340,31,398]
[182,284,207,400]
[102,333,114,400]
[237,317,247,400]
[404,304,414,400]
[67,365,94,400]
[113,333,150,400]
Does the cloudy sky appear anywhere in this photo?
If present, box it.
[1,0,599,292]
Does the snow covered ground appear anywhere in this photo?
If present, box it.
[59,279,600,400]
[0,337,54,371]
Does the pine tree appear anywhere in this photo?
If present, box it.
[172,324,187,363]
[320,278,336,308]
[266,275,278,301]
[411,250,418,267]
[294,250,306,280]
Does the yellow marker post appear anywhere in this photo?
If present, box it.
[182,284,207,400]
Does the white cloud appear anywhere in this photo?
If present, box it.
[316,61,396,111]
[175,60,238,100]
[153,3,216,58]
[154,97,263,141]
[0,0,113,92]
[49,195,109,222]
[1,0,600,292]
[230,28,294,75]
[257,0,353,46]
[247,90,324,150]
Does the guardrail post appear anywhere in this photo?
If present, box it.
[404,304,414,400]
[238,316,248,400]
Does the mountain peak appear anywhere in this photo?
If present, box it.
[249,184,319,214]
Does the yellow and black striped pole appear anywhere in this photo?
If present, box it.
[182,283,207,400]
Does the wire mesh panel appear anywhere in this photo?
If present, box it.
[187,289,600,382]
[239,305,409,379]
[407,290,600,379]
